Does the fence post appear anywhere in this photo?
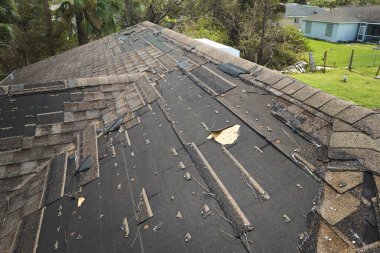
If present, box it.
[376,65,380,77]
[323,50,327,73]
[309,52,315,72]
[348,49,354,71]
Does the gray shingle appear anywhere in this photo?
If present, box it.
[336,105,374,124]
[304,92,335,109]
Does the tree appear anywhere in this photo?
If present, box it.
[42,0,54,55]
[0,0,17,46]
[57,0,123,45]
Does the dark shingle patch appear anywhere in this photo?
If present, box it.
[336,105,374,124]
[281,81,305,95]
[190,66,236,95]
[353,114,380,139]
[217,63,249,78]
[304,92,335,109]
[144,34,173,53]
[319,98,354,117]
[24,124,36,137]
[36,111,64,125]
[291,86,320,102]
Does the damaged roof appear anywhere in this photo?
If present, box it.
[0,21,379,253]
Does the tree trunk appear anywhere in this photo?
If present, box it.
[258,0,268,65]
[75,13,88,45]
[42,0,55,55]
[123,0,134,27]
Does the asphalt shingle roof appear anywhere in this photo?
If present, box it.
[304,5,380,23]
[0,21,379,253]
[284,3,326,18]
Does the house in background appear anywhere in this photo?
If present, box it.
[301,5,380,43]
[281,3,327,29]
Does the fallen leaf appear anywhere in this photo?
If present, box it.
[77,197,85,208]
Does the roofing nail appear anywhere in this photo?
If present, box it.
[58,205,62,211]
[214,110,219,114]
[171,195,174,201]
[185,233,192,242]
[117,184,121,190]
[339,181,347,188]
[171,148,178,156]
[283,214,292,223]
[111,146,116,157]
[131,152,135,157]
[54,240,58,250]
[296,183,303,189]
[179,162,185,169]
[145,139,150,145]
[153,222,164,232]
[177,211,183,219]
[254,146,263,154]
[58,211,62,217]
[201,204,211,218]
[237,105,240,108]
[76,234,83,240]
[99,214,104,219]
[114,162,118,167]
[184,172,191,181]
[266,127,272,132]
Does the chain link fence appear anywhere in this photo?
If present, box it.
[349,54,380,68]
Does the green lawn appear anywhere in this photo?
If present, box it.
[289,38,380,109]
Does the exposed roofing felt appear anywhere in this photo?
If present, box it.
[0,21,379,253]
[284,3,327,18]
[304,5,380,23]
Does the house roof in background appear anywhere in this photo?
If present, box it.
[284,3,327,18]
[0,21,380,253]
[304,5,380,23]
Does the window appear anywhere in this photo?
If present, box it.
[294,18,299,24]
[325,23,334,37]
[305,21,312,34]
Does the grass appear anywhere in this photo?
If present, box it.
[289,38,380,109]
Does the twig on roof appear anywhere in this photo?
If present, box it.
[219,229,238,240]
[212,204,232,224]
[281,127,301,151]
[130,225,141,248]
[190,173,212,195]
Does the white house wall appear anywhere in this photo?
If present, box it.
[336,23,358,42]
[302,21,339,42]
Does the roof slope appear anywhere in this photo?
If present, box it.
[304,5,380,23]
[284,3,327,18]
[0,21,380,253]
